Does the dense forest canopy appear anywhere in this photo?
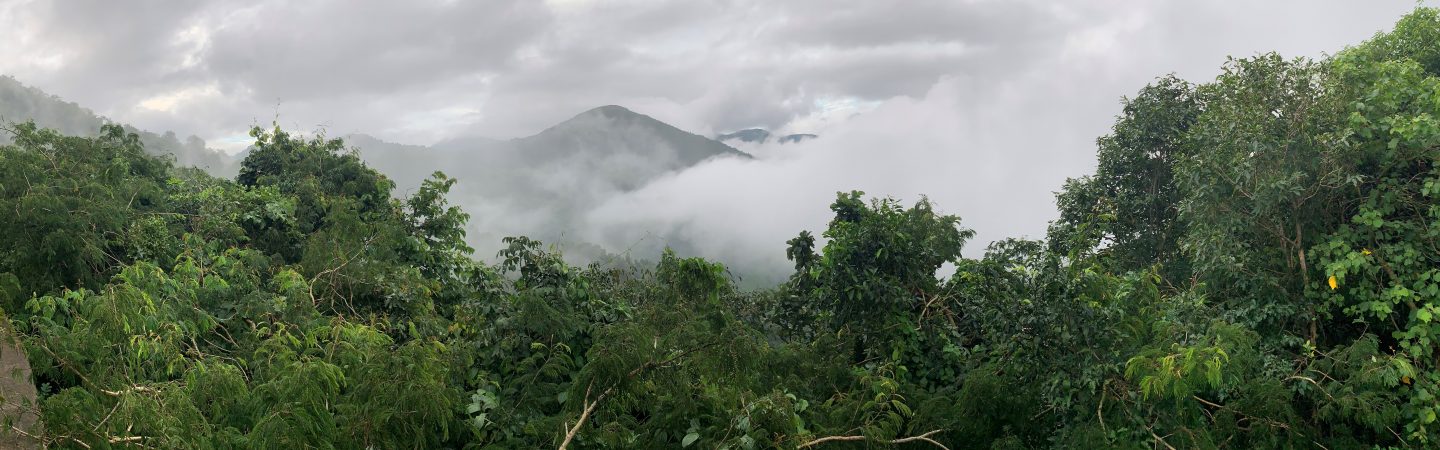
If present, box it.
[2,7,1440,450]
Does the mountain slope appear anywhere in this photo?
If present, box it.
[508,105,748,190]
[716,127,817,145]
[0,76,239,176]
[519,105,748,164]
[360,105,749,191]
[778,133,817,144]
[350,105,751,262]
[716,128,771,143]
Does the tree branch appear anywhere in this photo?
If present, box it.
[798,429,949,449]
[108,435,149,446]
[100,385,161,397]
[557,340,722,449]
[307,233,379,312]
[557,382,612,450]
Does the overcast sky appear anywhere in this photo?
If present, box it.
[0,0,1430,267]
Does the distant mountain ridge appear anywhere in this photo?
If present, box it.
[0,76,238,176]
[716,128,817,145]
[353,104,750,193]
[348,105,754,263]
[517,105,749,164]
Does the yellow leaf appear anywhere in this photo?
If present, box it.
[1403,375,1413,385]
[1328,275,1338,290]
[1362,248,1373,255]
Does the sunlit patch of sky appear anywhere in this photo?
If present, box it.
[137,84,220,113]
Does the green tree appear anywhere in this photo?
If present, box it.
[0,123,170,296]
[789,191,973,362]
[1051,76,1200,284]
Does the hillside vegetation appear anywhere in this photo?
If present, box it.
[2,8,1440,450]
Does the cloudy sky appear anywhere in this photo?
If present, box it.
[0,0,1430,272]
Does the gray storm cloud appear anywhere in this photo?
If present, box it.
[0,1,1421,146]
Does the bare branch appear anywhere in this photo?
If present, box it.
[100,385,161,397]
[306,233,380,310]
[557,340,720,449]
[108,435,147,445]
[798,429,949,450]
[557,383,612,450]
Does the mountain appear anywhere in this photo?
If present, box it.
[515,105,748,166]
[716,128,817,145]
[502,105,748,190]
[0,76,239,176]
[349,105,752,262]
[715,128,772,144]
[778,133,817,144]
[356,105,749,193]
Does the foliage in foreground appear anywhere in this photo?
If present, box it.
[3,7,1440,450]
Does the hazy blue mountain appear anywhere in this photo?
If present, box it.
[428,134,500,153]
[0,76,239,176]
[354,104,749,193]
[517,105,748,165]
[778,133,817,144]
[715,128,772,144]
[716,127,817,145]
[341,133,445,194]
[349,105,753,263]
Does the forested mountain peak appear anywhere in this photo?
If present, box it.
[521,104,750,162]
[347,105,753,266]
[577,104,643,119]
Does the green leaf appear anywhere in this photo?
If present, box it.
[682,432,699,447]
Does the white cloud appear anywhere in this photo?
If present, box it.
[137,84,221,113]
[581,77,1032,279]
